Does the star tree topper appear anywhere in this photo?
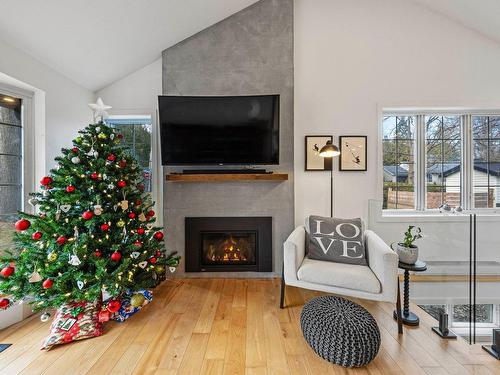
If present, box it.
[88,97,112,122]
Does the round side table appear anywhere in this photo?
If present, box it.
[393,260,427,326]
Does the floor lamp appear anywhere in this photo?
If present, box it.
[319,140,341,217]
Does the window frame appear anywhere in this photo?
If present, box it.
[380,107,500,214]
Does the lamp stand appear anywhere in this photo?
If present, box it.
[330,167,333,217]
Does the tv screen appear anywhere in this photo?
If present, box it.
[158,95,279,165]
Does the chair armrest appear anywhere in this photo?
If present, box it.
[365,230,398,302]
[283,226,306,284]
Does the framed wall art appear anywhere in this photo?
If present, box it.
[339,136,367,171]
[305,135,333,171]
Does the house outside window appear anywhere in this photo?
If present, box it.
[382,110,500,211]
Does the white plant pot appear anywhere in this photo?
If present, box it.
[392,243,419,264]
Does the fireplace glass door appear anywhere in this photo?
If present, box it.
[201,231,257,266]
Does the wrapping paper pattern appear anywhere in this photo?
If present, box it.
[41,300,104,350]
[110,290,153,322]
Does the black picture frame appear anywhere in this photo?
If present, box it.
[305,135,333,171]
[339,136,367,171]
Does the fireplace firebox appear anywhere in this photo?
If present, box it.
[185,217,272,272]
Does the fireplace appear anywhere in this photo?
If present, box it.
[185,217,272,272]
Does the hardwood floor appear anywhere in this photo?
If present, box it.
[1,278,499,375]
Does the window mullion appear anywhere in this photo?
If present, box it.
[462,115,472,210]
[416,115,426,210]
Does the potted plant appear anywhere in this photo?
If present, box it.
[391,225,422,264]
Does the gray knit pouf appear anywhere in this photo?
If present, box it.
[300,296,380,367]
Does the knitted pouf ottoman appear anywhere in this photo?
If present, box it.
[300,295,381,367]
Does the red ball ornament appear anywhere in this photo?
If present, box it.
[56,236,67,245]
[147,210,155,217]
[94,250,102,257]
[153,231,164,241]
[155,250,161,257]
[135,199,142,206]
[110,251,122,261]
[133,241,142,248]
[40,176,53,186]
[32,231,43,240]
[119,159,127,168]
[117,180,127,188]
[42,279,54,289]
[82,211,94,220]
[15,219,31,231]
[137,227,145,235]
[107,154,116,161]
[1,266,14,278]
[66,185,75,193]
[106,300,121,313]
[128,212,136,219]
[100,223,110,231]
[0,298,10,309]
[117,134,124,139]
[72,147,79,153]
[149,257,157,264]
[90,172,99,180]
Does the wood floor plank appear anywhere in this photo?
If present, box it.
[204,279,236,360]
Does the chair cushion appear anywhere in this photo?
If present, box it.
[297,256,381,294]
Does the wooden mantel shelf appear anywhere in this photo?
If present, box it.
[166,173,288,182]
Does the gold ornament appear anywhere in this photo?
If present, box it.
[98,132,107,139]
[154,265,165,274]
[47,252,57,262]
[130,294,146,307]
[117,219,125,228]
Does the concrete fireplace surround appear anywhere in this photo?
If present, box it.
[162,0,294,277]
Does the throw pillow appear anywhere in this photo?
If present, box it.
[305,215,367,266]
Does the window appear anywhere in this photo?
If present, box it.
[382,110,500,211]
[0,94,22,253]
[382,116,415,209]
[472,116,500,208]
[106,116,153,192]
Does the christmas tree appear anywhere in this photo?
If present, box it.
[0,105,179,314]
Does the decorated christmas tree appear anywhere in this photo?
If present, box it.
[0,99,179,325]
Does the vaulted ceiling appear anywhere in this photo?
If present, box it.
[1,0,499,92]
[411,0,500,45]
[0,0,259,91]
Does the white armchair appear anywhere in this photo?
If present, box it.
[280,225,403,331]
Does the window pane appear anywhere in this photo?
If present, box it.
[383,116,415,209]
[426,115,461,209]
[0,96,23,225]
[107,118,153,193]
[472,116,488,139]
[452,304,494,324]
[472,116,500,208]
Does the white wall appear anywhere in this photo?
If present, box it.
[294,0,500,224]
[97,58,162,112]
[0,38,93,173]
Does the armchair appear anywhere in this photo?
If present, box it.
[281,225,403,332]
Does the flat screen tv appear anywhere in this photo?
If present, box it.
[158,95,279,165]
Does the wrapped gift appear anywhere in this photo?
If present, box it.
[41,300,104,350]
[110,290,153,322]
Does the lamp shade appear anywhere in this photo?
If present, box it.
[319,140,340,158]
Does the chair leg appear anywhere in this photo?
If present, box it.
[396,276,403,334]
[280,263,285,309]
